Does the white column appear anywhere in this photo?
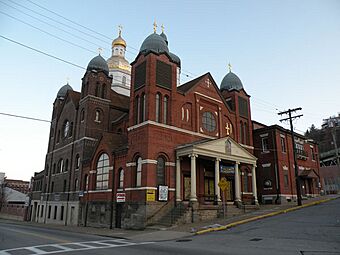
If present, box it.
[215,158,221,201]
[176,157,181,202]
[189,153,197,202]
[252,165,258,204]
[234,162,241,202]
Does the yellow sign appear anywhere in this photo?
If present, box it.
[146,189,156,202]
[218,178,228,191]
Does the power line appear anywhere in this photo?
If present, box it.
[278,107,303,206]
[0,0,105,51]
[7,0,109,45]
[0,11,99,56]
[0,112,51,123]
[0,35,86,70]
[25,0,113,42]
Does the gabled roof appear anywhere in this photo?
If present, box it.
[177,73,207,93]
[177,73,232,111]
[176,136,257,165]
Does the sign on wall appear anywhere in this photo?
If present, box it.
[146,189,156,202]
[116,193,126,203]
[220,165,235,174]
[158,185,169,201]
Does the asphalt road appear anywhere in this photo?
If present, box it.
[0,199,339,255]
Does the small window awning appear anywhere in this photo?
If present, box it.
[298,169,319,179]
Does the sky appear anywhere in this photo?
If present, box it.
[0,0,340,181]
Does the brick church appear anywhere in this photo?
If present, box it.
[30,26,262,229]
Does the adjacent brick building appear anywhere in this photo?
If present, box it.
[253,121,321,204]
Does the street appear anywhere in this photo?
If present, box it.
[0,199,339,255]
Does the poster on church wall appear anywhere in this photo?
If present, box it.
[158,185,168,201]
[146,189,156,202]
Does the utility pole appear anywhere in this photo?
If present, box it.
[323,117,340,166]
[278,108,303,206]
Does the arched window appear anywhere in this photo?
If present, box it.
[136,157,142,187]
[69,122,73,137]
[119,168,124,188]
[80,109,85,122]
[75,154,80,169]
[243,122,248,144]
[156,157,165,185]
[122,76,126,86]
[140,93,146,122]
[156,93,161,123]
[101,84,106,98]
[135,96,140,124]
[95,83,100,97]
[74,178,79,191]
[95,110,101,122]
[64,159,68,172]
[84,174,89,191]
[46,165,49,176]
[163,96,168,124]
[57,159,63,173]
[53,163,56,174]
[96,153,110,190]
[240,121,244,144]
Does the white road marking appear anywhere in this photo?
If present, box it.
[0,239,153,255]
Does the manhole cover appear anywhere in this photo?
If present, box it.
[176,239,192,242]
[249,238,262,242]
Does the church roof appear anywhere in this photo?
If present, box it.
[220,71,244,91]
[177,73,207,93]
[140,33,169,55]
[57,83,73,99]
[87,54,109,75]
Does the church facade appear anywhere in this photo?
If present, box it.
[30,27,259,229]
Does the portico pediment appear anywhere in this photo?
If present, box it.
[176,137,257,165]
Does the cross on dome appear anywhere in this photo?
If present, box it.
[153,21,157,33]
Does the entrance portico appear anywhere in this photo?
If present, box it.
[176,137,258,206]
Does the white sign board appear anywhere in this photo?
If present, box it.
[158,185,168,201]
[116,192,126,203]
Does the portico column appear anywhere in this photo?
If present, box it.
[215,158,221,201]
[252,165,259,204]
[189,153,198,202]
[176,157,181,202]
[234,161,241,202]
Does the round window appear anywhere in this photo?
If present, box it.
[202,112,216,132]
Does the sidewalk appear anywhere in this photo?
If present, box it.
[1,194,338,242]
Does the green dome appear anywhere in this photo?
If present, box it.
[220,72,244,91]
[86,54,109,75]
[140,33,169,55]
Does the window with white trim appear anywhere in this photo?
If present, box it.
[96,153,109,190]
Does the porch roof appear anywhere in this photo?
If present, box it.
[176,136,257,165]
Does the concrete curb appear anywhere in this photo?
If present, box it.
[195,197,338,235]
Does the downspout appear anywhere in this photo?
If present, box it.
[110,151,116,229]
[272,129,280,204]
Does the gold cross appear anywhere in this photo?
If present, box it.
[98,47,103,55]
[228,62,232,72]
[161,24,165,33]
[153,21,157,33]
[118,24,123,36]
[225,123,232,136]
